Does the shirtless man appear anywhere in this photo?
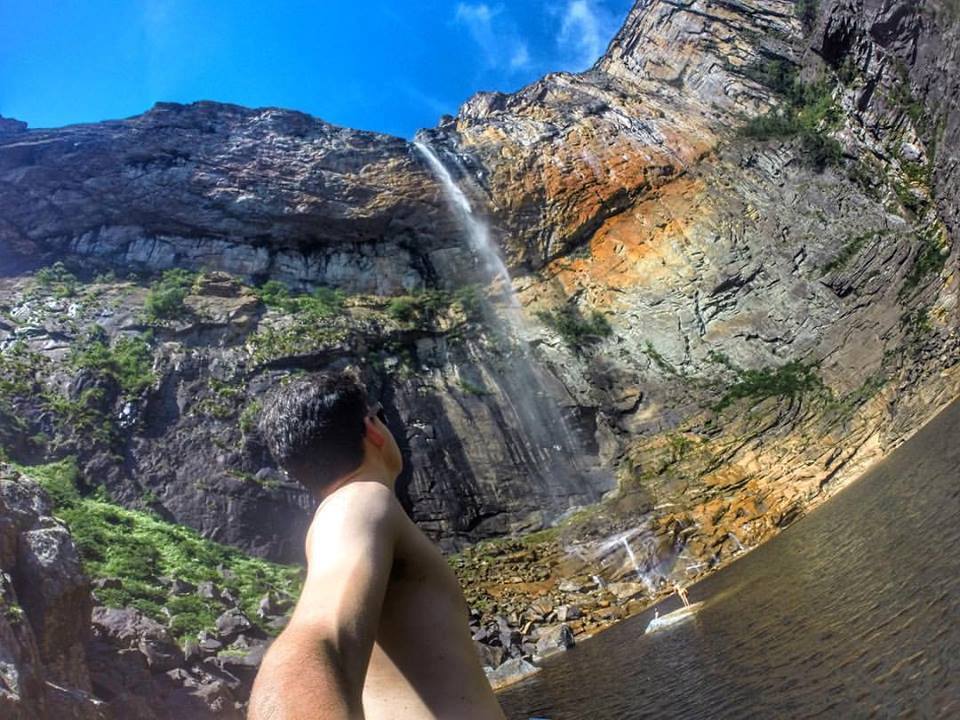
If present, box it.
[675,583,690,608]
[249,370,506,720]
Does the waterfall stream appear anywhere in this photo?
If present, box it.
[412,139,612,519]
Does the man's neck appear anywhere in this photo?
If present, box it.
[317,465,393,503]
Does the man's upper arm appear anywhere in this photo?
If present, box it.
[289,482,399,688]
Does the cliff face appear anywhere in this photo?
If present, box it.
[0,103,453,294]
[421,0,798,269]
[0,0,958,631]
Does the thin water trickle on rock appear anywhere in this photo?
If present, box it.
[499,398,960,719]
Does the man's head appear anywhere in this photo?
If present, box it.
[258,370,402,495]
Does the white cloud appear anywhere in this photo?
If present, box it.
[510,42,531,70]
[557,0,618,70]
[454,3,532,73]
[400,83,456,119]
[455,2,495,25]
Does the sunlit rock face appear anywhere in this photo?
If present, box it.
[0,0,958,577]
[418,0,797,269]
[0,102,459,294]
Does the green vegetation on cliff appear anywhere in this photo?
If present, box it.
[385,285,482,325]
[19,458,302,640]
[144,268,196,321]
[708,352,826,411]
[796,0,818,33]
[33,261,79,298]
[256,279,345,318]
[901,222,950,297]
[821,230,890,274]
[740,61,843,170]
[536,305,612,352]
[69,326,155,398]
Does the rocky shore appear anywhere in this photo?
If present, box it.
[0,461,305,719]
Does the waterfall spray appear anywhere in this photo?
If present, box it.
[621,536,642,579]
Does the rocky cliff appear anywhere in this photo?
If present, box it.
[1,0,959,715]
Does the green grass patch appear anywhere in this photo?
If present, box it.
[825,371,888,423]
[256,280,345,319]
[34,261,79,298]
[193,378,244,420]
[386,286,483,325]
[643,341,681,376]
[741,58,798,96]
[456,377,491,397]
[17,458,302,641]
[42,388,115,444]
[0,342,48,400]
[901,224,949,296]
[144,269,196,322]
[69,326,155,398]
[239,400,262,434]
[739,70,843,171]
[901,306,934,339]
[248,322,350,365]
[888,65,926,128]
[821,230,886,273]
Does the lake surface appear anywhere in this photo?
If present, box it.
[499,399,960,719]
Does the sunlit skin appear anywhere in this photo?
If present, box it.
[249,409,506,720]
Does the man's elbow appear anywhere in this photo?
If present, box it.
[249,630,361,719]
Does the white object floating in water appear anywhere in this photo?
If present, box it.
[644,602,704,634]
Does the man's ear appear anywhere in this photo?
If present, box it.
[365,417,386,448]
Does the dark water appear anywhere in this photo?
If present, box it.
[500,399,960,719]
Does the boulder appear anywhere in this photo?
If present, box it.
[197,581,222,602]
[473,640,506,670]
[556,604,582,622]
[215,608,253,640]
[558,578,586,593]
[169,578,197,595]
[92,577,122,591]
[606,581,646,602]
[485,658,540,691]
[211,643,268,694]
[534,623,575,660]
[138,634,185,673]
[91,606,184,673]
[499,627,522,651]
[530,596,554,618]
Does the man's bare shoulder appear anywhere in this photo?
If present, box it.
[306,482,400,559]
[316,480,398,518]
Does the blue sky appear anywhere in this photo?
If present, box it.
[0,0,634,138]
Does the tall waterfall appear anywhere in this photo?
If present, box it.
[412,139,612,521]
[413,141,520,310]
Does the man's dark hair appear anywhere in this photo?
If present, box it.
[258,371,369,492]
